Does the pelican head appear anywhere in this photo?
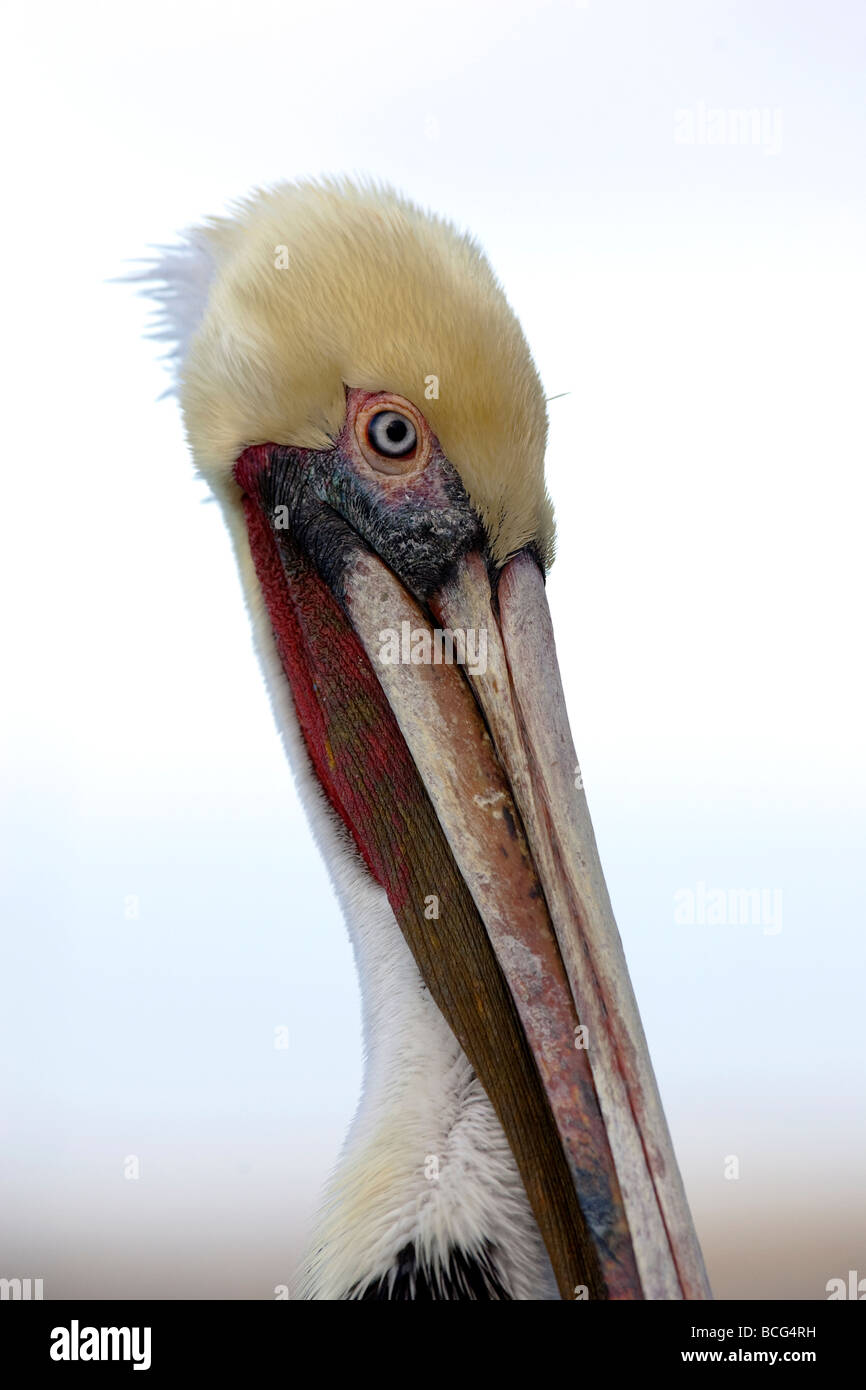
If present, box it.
[143,177,710,1301]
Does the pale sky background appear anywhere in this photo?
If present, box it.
[1,0,864,1300]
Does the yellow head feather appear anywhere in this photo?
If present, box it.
[172,177,554,568]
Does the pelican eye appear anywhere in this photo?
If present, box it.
[366,410,417,459]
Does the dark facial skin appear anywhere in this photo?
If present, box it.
[241,387,485,608]
[253,441,483,604]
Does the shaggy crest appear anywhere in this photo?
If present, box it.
[142,176,554,567]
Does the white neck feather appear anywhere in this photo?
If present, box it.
[298,869,557,1300]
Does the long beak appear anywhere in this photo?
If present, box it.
[342,547,711,1301]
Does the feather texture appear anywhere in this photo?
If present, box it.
[141,176,554,567]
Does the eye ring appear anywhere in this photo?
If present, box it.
[351,392,431,476]
[366,410,417,460]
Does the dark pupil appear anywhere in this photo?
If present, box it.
[386,418,407,444]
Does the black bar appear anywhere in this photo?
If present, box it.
[2,1297,860,1376]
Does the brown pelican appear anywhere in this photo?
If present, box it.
[141,178,711,1301]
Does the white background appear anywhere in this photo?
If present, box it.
[1,0,864,1298]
